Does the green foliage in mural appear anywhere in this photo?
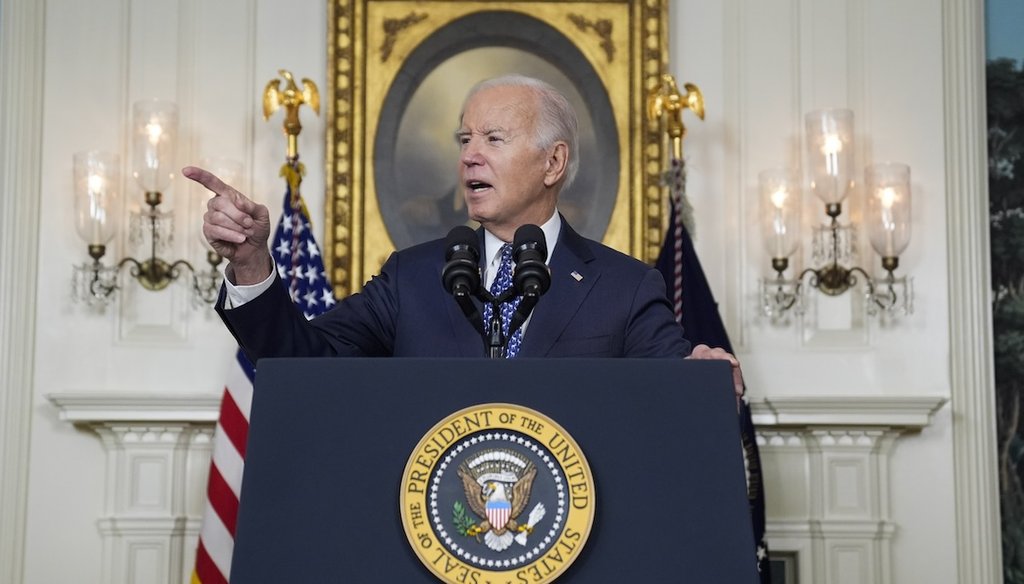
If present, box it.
[989,57,1024,584]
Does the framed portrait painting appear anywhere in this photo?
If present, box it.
[326,0,670,296]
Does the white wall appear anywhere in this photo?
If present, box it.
[20,0,325,582]
[0,0,995,582]
[673,2,959,581]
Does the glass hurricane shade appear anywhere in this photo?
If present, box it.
[805,108,855,206]
[73,151,121,246]
[865,162,911,259]
[760,168,801,260]
[131,99,178,194]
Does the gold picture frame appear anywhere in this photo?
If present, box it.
[326,0,669,296]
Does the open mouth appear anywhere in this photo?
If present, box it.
[466,180,493,193]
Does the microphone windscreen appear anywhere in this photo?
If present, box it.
[445,225,480,261]
[512,224,547,262]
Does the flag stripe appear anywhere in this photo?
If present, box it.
[198,505,235,580]
[217,389,249,459]
[206,463,240,536]
[211,401,246,497]
[194,542,229,584]
[195,383,248,581]
[226,351,255,419]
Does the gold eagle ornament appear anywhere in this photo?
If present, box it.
[262,69,319,161]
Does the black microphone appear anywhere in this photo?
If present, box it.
[442,226,481,295]
[512,224,551,297]
[508,224,551,337]
[441,226,483,332]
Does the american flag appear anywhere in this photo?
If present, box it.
[654,157,772,582]
[192,160,336,584]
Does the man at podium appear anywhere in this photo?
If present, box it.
[185,75,742,394]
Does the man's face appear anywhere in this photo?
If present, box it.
[457,85,560,241]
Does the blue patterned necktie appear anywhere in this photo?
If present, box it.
[483,243,523,358]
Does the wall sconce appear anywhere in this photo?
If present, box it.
[71,99,223,308]
[759,109,914,319]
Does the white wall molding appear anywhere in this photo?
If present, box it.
[753,395,946,584]
[752,395,948,427]
[50,393,222,423]
[0,0,46,582]
[50,394,218,584]
[942,0,1003,580]
[720,0,747,350]
[93,423,193,584]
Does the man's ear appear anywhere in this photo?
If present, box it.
[542,142,569,187]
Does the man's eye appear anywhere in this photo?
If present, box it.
[488,136,504,143]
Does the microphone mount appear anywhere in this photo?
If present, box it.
[479,287,517,359]
[442,224,550,359]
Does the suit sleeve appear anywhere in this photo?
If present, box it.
[216,253,402,362]
[622,268,693,358]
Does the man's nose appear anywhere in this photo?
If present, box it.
[461,140,483,166]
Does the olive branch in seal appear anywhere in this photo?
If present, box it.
[452,501,477,536]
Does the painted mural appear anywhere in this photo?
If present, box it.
[987,1,1024,580]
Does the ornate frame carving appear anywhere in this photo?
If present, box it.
[326,0,669,296]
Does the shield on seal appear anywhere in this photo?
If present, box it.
[486,499,511,530]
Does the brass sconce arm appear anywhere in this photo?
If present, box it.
[761,258,912,321]
[74,238,223,308]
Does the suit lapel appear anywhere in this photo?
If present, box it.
[517,221,599,358]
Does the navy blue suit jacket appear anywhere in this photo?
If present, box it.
[217,220,691,361]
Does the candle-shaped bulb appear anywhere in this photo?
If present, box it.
[770,186,788,210]
[132,99,178,194]
[806,109,854,205]
[74,151,121,246]
[879,186,897,209]
[87,173,104,195]
[866,163,911,260]
[760,169,801,262]
[145,119,163,145]
[821,134,843,156]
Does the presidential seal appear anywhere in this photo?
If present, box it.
[400,404,595,584]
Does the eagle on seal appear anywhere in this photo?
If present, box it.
[458,461,538,552]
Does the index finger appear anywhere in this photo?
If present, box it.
[183,165,242,199]
[183,165,257,213]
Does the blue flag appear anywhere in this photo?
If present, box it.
[655,157,771,582]
[270,160,337,320]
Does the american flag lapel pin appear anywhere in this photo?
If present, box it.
[570,271,583,282]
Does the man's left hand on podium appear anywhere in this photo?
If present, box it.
[686,344,745,411]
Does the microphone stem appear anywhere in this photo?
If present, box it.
[487,303,505,359]
[453,289,483,332]
[508,292,538,337]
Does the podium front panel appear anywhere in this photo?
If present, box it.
[232,358,758,583]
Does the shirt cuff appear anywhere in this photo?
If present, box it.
[223,266,275,309]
